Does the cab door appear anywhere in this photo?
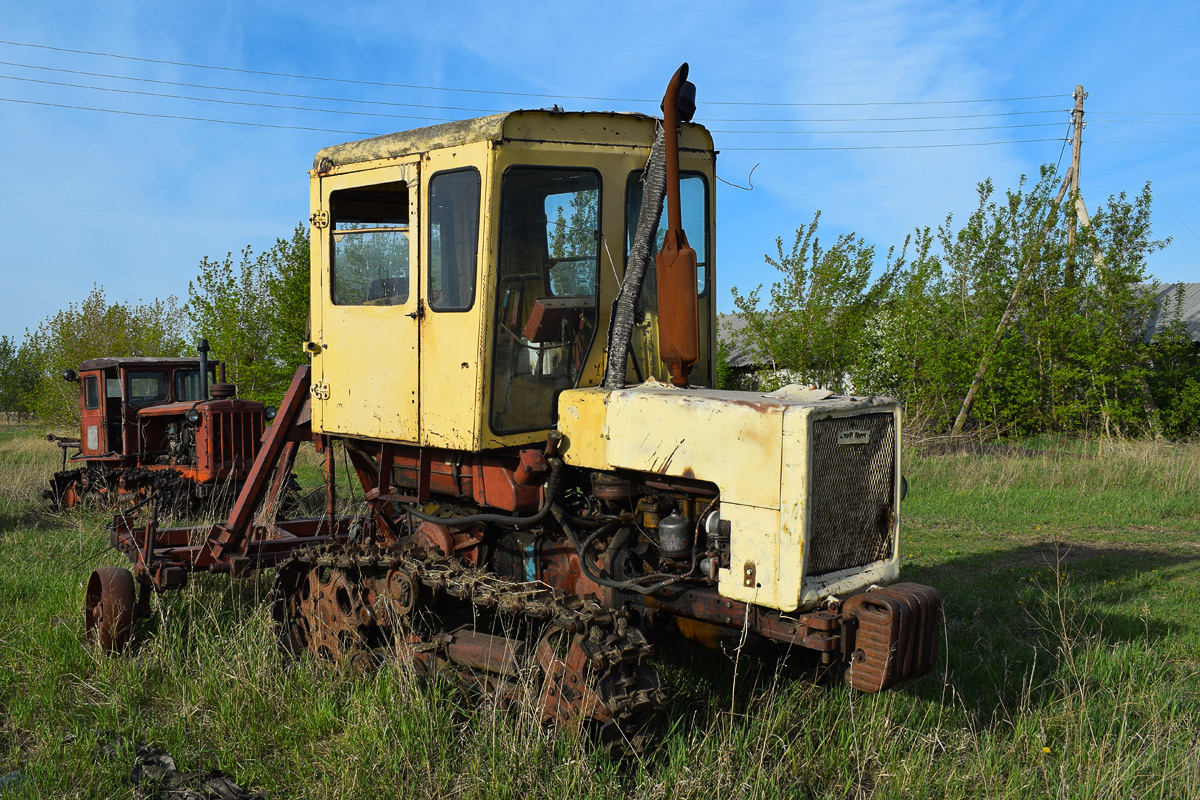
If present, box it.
[312,160,421,442]
[79,370,106,455]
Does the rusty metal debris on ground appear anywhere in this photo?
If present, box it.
[130,744,264,800]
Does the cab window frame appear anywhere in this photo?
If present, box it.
[488,163,603,436]
[427,167,483,313]
[624,169,711,297]
[328,180,413,308]
[126,370,169,409]
[83,375,99,410]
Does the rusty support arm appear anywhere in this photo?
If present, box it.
[208,365,312,560]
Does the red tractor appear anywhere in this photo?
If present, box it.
[46,340,273,509]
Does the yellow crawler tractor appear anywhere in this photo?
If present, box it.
[92,65,940,755]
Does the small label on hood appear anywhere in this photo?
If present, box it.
[837,429,871,445]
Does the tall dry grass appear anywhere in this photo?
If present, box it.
[3,425,1200,797]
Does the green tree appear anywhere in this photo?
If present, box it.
[730,211,893,393]
[186,224,310,404]
[1147,285,1200,438]
[0,335,37,419]
[726,170,1169,439]
[23,286,188,426]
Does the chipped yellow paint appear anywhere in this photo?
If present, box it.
[556,387,613,469]
[602,384,785,510]
[307,109,901,615]
[311,159,421,441]
[417,141,491,451]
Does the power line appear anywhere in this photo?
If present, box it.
[1087,139,1200,144]
[0,96,380,136]
[0,39,662,104]
[1093,117,1200,246]
[0,72,1071,134]
[0,73,453,122]
[2,56,1080,123]
[700,109,1068,123]
[704,95,1065,107]
[0,38,1066,108]
[0,58,507,115]
[0,92,1075,151]
[1053,120,1073,174]
[1091,117,1200,125]
[709,121,1067,135]
[720,138,1067,151]
[1090,110,1200,116]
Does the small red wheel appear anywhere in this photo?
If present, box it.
[85,567,136,652]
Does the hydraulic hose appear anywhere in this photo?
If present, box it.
[551,504,684,596]
[400,456,563,529]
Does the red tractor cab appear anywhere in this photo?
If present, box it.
[46,354,270,508]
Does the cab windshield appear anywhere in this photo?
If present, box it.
[127,371,169,408]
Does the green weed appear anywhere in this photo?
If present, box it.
[1,424,1198,798]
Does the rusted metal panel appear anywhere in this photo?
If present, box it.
[446,629,525,677]
[208,367,312,561]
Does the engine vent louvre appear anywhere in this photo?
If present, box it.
[806,412,896,576]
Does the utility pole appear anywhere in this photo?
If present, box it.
[1066,83,1086,286]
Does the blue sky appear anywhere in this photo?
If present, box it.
[2,0,1197,343]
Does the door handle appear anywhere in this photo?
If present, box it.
[406,299,426,320]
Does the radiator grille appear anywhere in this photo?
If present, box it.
[806,412,896,576]
[206,409,263,473]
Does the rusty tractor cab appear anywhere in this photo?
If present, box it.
[47,344,270,508]
[87,66,941,757]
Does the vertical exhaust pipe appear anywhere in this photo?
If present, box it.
[197,338,210,401]
[656,64,700,388]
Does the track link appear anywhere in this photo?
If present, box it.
[45,466,191,510]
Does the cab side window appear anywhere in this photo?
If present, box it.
[83,376,99,410]
[489,167,600,434]
[330,180,411,306]
[428,169,482,312]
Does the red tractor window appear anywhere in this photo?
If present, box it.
[128,371,168,408]
[83,376,99,410]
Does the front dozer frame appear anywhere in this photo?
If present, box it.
[94,366,357,649]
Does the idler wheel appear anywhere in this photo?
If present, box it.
[85,567,136,652]
[386,569,419,615]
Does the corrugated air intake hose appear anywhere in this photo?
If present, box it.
[603,122,667,389]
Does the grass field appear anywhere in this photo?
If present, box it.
[1,423,1199,798]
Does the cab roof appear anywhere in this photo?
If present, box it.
[79,357,206,370]
[312,110,715,172]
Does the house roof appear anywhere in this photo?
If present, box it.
[717,313,763,369]
[1145,282,1200,342]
